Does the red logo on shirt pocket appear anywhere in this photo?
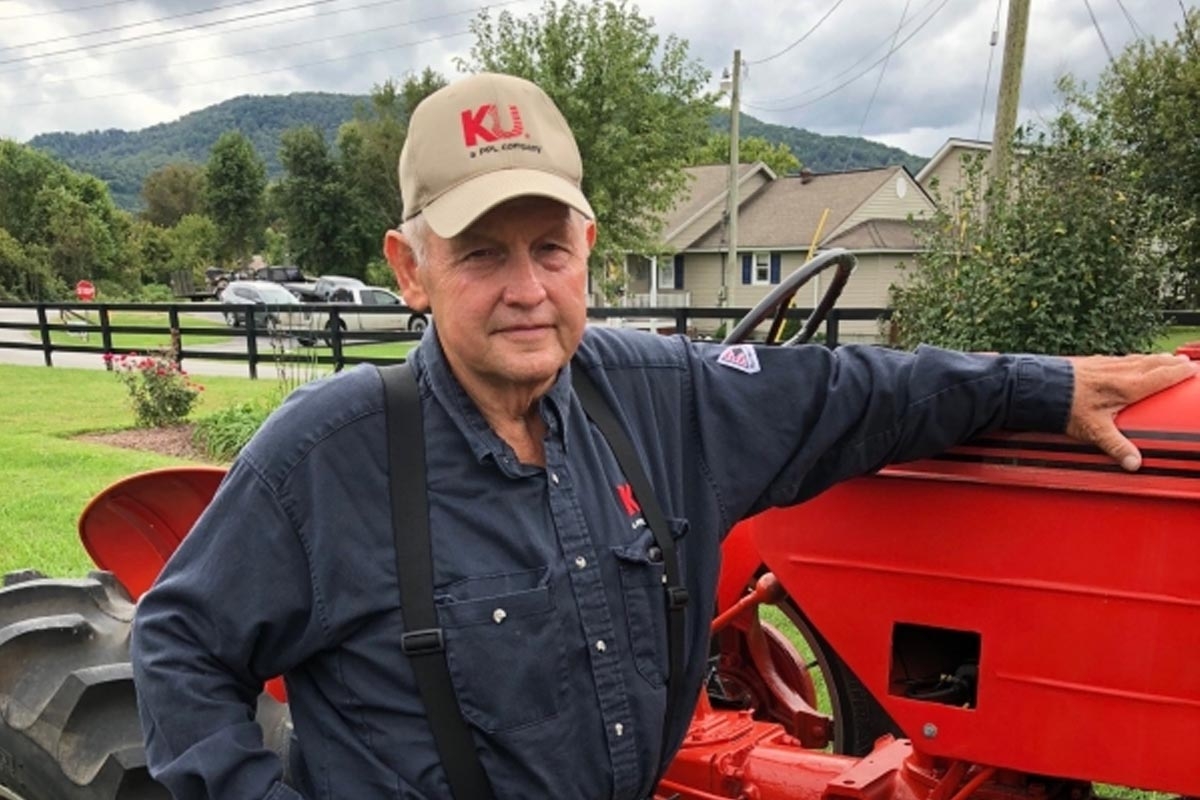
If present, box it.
[615,483,641,516]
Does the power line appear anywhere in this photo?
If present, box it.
[0,0,145,23]
[1,0,289,51]
[32,1,522,89]
[1113,0,1144,38]
[0,0,342,65]
[743,0,952,114]
[11,29,469,108]
[745,0,848,66]
[742,0,941,108]
[1081,0,1115,62]
[841,0,910,170]
[976,0,1003,139]
[0,0,416,75]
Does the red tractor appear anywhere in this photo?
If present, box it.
[1,253,1197,800]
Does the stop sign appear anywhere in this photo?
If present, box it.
[75,280,96,301]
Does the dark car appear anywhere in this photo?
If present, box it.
[253,265,318,300]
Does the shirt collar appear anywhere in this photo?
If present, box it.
[409,321,573,466]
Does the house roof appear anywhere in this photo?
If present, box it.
[822,218,923,251]
[687,166,901,250]
[661,163,765,242]
[914,138,992,184]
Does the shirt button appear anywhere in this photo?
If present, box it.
[647,546,663,563]
[550,472,560,485]
[595,640,607,653]
[574,556,587,569]
[492,608,507,624]
[614,723,624,736]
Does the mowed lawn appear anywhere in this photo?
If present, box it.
[0,364,278,578]
[47,309,232,350]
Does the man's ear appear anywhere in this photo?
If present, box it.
[585,219,597,249]
[383,229,431,312]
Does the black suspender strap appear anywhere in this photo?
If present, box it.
[570,365,690,774]
[379,363,496,800]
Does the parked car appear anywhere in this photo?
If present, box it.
[314,285,428,345]
[312,275,366,301]
[219,280,309,330]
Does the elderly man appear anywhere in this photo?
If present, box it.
[131,73,1196,800]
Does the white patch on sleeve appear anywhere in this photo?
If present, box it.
[716,344,761,374]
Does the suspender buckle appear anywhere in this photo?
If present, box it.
[666,586,689,610]
[401,628,445,655]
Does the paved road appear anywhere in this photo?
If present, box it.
[0,307,309,379]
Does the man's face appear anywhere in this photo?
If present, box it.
[388,197,595,400]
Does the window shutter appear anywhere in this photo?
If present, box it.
[770,252,781,284]
[741,253,751,285]
[673,254,684,289]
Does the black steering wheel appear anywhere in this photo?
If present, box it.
[722,249,857,346]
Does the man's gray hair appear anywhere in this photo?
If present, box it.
[399,215,432,268]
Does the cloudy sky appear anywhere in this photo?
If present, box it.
[0,0,1182,157]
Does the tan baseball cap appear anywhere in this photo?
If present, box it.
[399,72,595,238]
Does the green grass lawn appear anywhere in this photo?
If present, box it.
[49,309,231,350]
[1154,326,1200,353]
[0,364,278,577]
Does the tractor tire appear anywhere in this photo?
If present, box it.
[0,570,292,800]
[778,597,900,756]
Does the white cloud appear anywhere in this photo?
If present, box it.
[0,0,1184,157]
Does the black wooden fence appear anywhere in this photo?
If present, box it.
[0,301,1196,380]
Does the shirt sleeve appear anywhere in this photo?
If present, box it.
[686,342,1073,526]
[131,458,328,799]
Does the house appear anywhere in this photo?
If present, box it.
[621,161,936,339]
[915,138,992,204]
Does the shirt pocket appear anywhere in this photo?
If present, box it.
[435,568,565,733]
[612,518,689,688]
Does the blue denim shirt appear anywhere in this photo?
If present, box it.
[132,326,1071,799]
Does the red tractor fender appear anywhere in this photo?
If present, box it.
[77,466,228,601]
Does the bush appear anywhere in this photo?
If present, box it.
[105,348,203,427]
[192,400,276,462]
[135,283,176,302]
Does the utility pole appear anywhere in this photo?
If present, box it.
[990,0,1031,182]
[723,49,742,300]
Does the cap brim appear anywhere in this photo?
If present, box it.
[421,169,594,239]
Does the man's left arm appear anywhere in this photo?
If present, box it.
[684,343,1196,525]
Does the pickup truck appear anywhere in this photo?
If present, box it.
[306,285,428,346]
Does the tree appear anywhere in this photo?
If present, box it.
[0,228,58,300]
[205,132,265,266]
[140,163,206,227]
[461,0,716,269]
[275,126,384,276]
[338,71,448,234]
[688,133,801,176]
[890,103,1169,355]
[165,213,219,283]
[1097,9,1200,306]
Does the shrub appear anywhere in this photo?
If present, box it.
[192,400,276,462]
[105,348,203,427]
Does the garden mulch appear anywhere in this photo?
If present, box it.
[75,425,212,462]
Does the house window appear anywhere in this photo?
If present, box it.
[753,252,771,285]
[658,260,675,289]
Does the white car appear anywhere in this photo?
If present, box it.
[313,285,429,345]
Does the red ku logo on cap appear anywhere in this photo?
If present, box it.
[461,104,525,146]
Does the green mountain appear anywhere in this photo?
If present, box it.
[714,112,928,176]
[28,93,363,209]
[27,93,926,211]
